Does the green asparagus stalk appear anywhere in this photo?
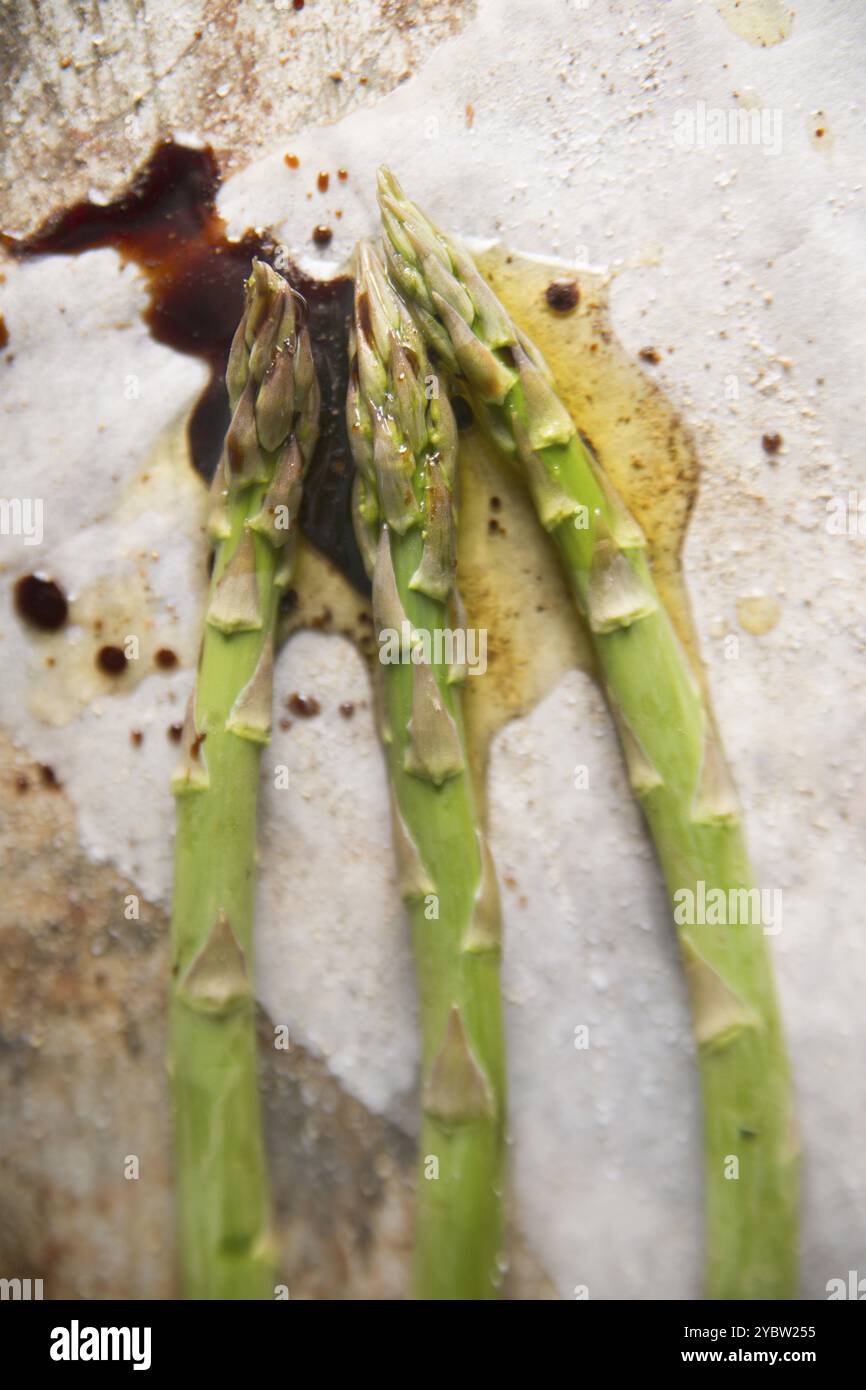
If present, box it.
[170,260,319,1299]
[347,241,506,1300]
[377,171,798,1299]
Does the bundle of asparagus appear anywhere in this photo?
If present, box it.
[375,170,798,1299]
[170,260,319,1299]
[347,242,507,1299]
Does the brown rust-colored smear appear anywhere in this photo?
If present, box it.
[4,140,367,593]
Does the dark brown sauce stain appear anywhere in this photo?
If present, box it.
[762,431,782,455]
[313,225,334,248]
[545,278,579,314]
[4,140,367,593]
[96,644,127,675]
[0,314,8,350]
[154,646,178,669]
[14,574,69,631]
[288,692,321,718]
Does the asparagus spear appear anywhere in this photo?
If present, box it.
[347,241,506,1300]
[170,260,319,1299]
[377,172,798,1300]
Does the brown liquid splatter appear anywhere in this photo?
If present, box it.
[288,692,321,718]
[545,279,579,313]
[14,574,69,631]
[3,140,366,593]
[96,645,127,675]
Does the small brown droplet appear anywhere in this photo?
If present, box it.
[489,495,502,512]
[0,314,8,350]
[284,153,300,169]
[288,692,321,717]
[279,718,292,732]
[337,168,348,182]
[761,432,782,455]
[131,729,144,747]
[465,102,475,128]
[317,171,329,193]
[339,701,355,719]
[155,646,178,669]
[545,278,579,314]
[168,723,184,743]
[14,573,69,632]
[97,644,127,675]
[293,0,304,9]
[39,763,60,789]
[312,224,333,248]
[15,773,29,793]
[639,346,661,364]
[488,517,502,535]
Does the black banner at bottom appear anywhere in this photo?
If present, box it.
[1,1296,859,1374]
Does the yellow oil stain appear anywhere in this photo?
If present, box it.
[736,593,781,634]
[716,0,794,48]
